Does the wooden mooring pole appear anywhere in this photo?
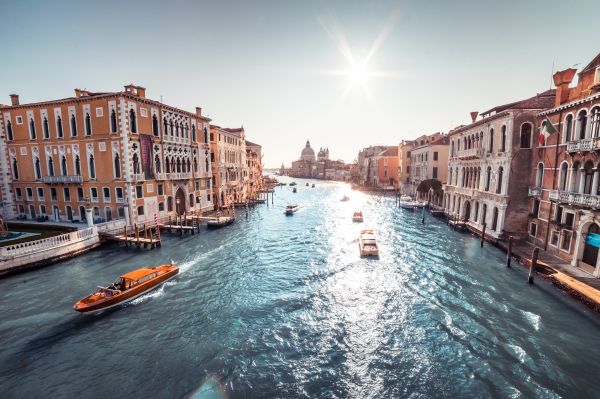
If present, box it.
[528,247,539,284]
[480,223,486,247]
[506,236,512,268]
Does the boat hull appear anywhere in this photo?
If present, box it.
[207,218,235,228]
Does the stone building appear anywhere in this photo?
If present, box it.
[245,140,263,200]
[527,52,600,276]
[398,140,414,195]
[210,125,247,208]
[443,90,555,240]
[290,140,316,178]
[408,133,448,198]
[0,84,213,224]
[357,145,388,186]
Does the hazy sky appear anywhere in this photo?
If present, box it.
[1,0,598,167]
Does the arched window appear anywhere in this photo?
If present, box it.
[535,163,544,187]
[170,121,174,135]
[175,122,179,137]
[186,158,191,173]
[57,116,64,138]
[114,154,121,178]
[520,123,532,149]
[565,114,574,142]
[205,154,209,172]
[61,156,67,176]
[110,109,117,133]
[194,158,198,173]
[43,117,49,139]
[152,115,159,136]
[75,155,81,176]
[85,113,92,135]
[485,166,491,191]
[584,161,594,194]
[448,168,453,184]
[558,162,568,191]
[6,121,13,141]
[192,125,196,142]
[488,128,494,153]
[496,166,503,194]
[70,114,77,136]
[155,155,161,173]
[204,127,209,143]
[132,153,140,174]
[591,107,600,138]
[129,109,137,133]
[163,117,168,135]
[577,110,588,139]
[48,156,54,177]
[12,157,19,179]
[176,159,181,173]
[34,157,41,179]
[492,207,499,231]
[89,155,96,179]
[29,118,36,139]
[450,141,454,157]
[165,157,170,173]
[500,125,507,152]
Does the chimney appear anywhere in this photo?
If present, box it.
[75,89,82,98]
[553,68,577,107]
[136,86,146,98]
[195,107,202,117]
[9,94,19,106]
[470,111,478,123]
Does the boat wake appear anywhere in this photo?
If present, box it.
[129,284,167,306]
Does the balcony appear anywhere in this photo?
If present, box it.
[43,175,83,184]
[567,137,600,153]
[166,172,192,180]
[550,189,600,209]
[132,173,145,182]
[454,147,483,160]
[528,186,542,198]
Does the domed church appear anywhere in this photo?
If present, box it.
[291,140,317,177]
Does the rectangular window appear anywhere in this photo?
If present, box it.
[158,184,164,196]
[16,116,23,124]
[91,187,98,201]
[50,187,57,201]
[37,187,44,199]
[136,185,143,198]
[103,187,110,201]
[595,66,600,84]
[433,151,438,161]
[137,205,144,215]
[158,202,165,211]
[561,231,572,251]
[116,187,124,199]
[532,199,540,217]
[147,183,154,193]
[550,230,559,247]
[64,187,71,201]
[96,107,103,117]
[15,187,22,199]
[564,212,574,228]
[26,187,33,200]
[555,206,563,224]
[77,187,84,200]
[433,167,438,179]
[530,222,537,237]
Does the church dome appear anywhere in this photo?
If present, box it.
[300,140,316,162]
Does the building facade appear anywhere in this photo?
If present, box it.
[398,140,414,195]
[210,126,247,208]
[409,133,449,198]
[443,90,555,239]
[245,140,263,200]
[527,53,600,276]
[290,140,316,178]
[0,84,213,224]
[357,145,388,186]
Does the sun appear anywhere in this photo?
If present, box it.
[347,61,369,85]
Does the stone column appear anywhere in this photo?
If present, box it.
[569,167,576,192]
[497,208,506,233]
[86,208,93,227]
[592,169,599,195]
[571,230,583,267]
[579,168,586,194]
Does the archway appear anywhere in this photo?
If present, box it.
[582,223,600,271]
[463,201,471,221]
[175,187,186,215]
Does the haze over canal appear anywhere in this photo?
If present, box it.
[1,177,600,398]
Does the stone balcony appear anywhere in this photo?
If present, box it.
[528,186,543,198]
[550,189,600,209]
[456,147,483,160]
[43,175,83,184]
[166,172,193,180]
[132,173,146,182]
[567,137,600,153]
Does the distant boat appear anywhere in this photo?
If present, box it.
[285,204,300,215]
[293,187,297,193]
[341,195,350,201]
[289,182,297,186]
[312,184,315,188]
[352,210,364,223]
[359,230,379,258]
[207,215,235,228]
[74,263,179,313]
[306,182,309,186]
[399,195,416,209]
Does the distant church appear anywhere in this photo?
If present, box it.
[290,140,317,177]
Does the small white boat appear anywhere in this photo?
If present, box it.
[207,216,235,228]
[399,195,416,209]
[352,210,363,223]
[359,229,379,258]
[285,204,300,215]
[413,200,428,208]
[341,195,350,202]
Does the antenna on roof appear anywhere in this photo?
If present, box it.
[160,95,163,104]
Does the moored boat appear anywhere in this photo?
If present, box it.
[306,182,309,186]
[285,204,300,215]
[359,229,379,258]
[74,263,179,313]
[207,215,235,228]
[312,184,315,188]
[399,195,416,209]
[289,182,297,186]
[352,210,364,222]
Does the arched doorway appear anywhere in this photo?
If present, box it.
[582,224,600,270]
[463,201,471,221]
[492,207,499,231]
[175,187,186,215]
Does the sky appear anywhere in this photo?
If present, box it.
[1,0,599,168]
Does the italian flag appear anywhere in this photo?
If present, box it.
[539,117,557,146]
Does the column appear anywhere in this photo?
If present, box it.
[86,208,94,227]
[571,230,583,267]
[579,168,586,194]
[592,169,599,196]
[497,208,506,233]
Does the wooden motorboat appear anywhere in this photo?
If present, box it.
[359,230,379,258]
[352,210,364,223]
[293,187,297,193]
[341,195,350,201]
[207,215,235,228]
[285,204,300,215]
[74,263,179,313]
[399,195,416,209]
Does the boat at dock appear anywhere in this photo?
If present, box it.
[207,215,235,228]
[73,263,179,313]
[352,210,364,223]
[399,195,416,209]
[359,230,379,258]
[285,205,300,215]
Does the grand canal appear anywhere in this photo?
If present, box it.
[2,177,600,398]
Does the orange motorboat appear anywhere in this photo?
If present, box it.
[74,263,179,313]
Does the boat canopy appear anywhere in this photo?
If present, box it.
[120,268,156,282]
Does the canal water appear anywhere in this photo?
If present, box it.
[1,177,600,399]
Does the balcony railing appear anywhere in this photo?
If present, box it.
[528,186,542,197]
[456,147,483,160]
[166,172,192,180]
[567,137,600,153]
[550,189,600,209]
[43,175,83,184]
[132,173,145,182]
